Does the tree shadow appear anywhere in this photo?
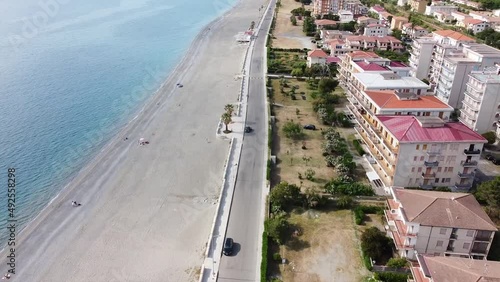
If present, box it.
[285,224,311,251]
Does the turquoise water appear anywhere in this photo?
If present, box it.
[0,0,236,245]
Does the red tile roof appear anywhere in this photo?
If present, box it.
[417,255,500,282]
[347,51,379,58]
[315,19,339,26]
[367,23,385,27]
[433,29,475,42]
[464,18,485,25]
[371,5,386,12]
[308,49,328,58]
[378,115,487,142]
[389,61,408,67]
[365,91,449,110]
[327,56,340,63]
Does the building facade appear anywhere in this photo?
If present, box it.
[386,188,497,260]
[460,68,500,135]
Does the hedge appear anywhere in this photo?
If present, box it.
[354,205,384,225]
[362,253,373,271]
[352,139,366,156]
[374,272,410,282]
[266,159,272,180]
[260,231,269,282]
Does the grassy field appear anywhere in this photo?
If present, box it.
[268,50,307,74]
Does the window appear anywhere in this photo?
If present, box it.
[418,167,422,172]
[435,178,440,183]
[447,167,453,173]
[409,178,413,184]
[437,167,442,172]
[414,156,417,161]
[416,145,420,150]
[439,156,445,161]
[463,242,471,249]
[411,167,415,172]
[450,144,459,151]
[436,240,444,247]
[440,228,447,235]
[423,144,428,150]
[442,178,446,183]
[420,156,425,161]
[444,178,450,183]
[466,230,474,237]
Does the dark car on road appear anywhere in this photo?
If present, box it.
[244,126,253,133]
[486,154,495,161]
[493,158,500,165]
[223,238,234,256]
[303,124,316,130]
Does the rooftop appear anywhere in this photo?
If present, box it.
[347,51,379,58]
[389,61,409,68]
[392,188,497,230]
[371,5,386,12]
[352,72,429,89]
[315,19,339,26]
[470,69,500,83]
[364,90,451,110]
[433,29,475,42]
[326,56,341,64]
[354,62,388,71]
[308,49,328,58]
[463,43,500,57]
[464,18,485,25]
[367,23,385,27]
[378,115,487,142]
[415,255,500,282]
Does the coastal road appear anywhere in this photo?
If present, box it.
[218,0,276,281]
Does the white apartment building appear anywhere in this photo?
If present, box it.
[464,18,490,34]
[363,24,389,37]
[402,23,429,39]
[409,37,436,80]
[434,43,500,109]
[314,0,333,15]
[339,10,354,23]
[460,68,500,135]
[425,4,458,16]
[386,188,497,260]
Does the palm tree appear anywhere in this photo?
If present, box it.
[224,104,235,116]
[222,112,232,133]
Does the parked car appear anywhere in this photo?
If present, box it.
[244,126,253,133]
[303,124,316,130]
[223,238,234,256]
[485,154,495,161]
[493,159,500,165]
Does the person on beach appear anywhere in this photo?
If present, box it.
[72,201,81,207]
[2,273,11,279]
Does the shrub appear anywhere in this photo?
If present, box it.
[267,159,272,180]
[265,213,290,245]
[273,252,282,261]
[363,253,373,271]
[353,139,366,156]
[304,169,316,181]
[373,272,410,282]
[269,181,302,211]
[282,121,304,139]
[325,179,375,196]
[482,131,496,144]
[336,195,353,209]
[354,206,365,225]
[386,257,409,268]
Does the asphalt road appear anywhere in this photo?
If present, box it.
[218,1,275,281]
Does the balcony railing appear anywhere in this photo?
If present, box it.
[419,184,433,189]
[471,248,488,254]
[465,88,483,102]
[454,182,472,190]
[475,236,491,242]
[462,99,479,111]
[461,160,478,167]
[464,149,481,155]
[421,172,436,179]
[424,161,439,167]
[458,171,475,178]
[426,150,441,156]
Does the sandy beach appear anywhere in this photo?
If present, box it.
[0,0,267,281]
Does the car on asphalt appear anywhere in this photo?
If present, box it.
[244,126,253,133]
[486,154,495,161]
[493,158,500,165]
[303,124,316,130]
[223,237,234,256]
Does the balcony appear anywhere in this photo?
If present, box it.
[464,149,481,155]
[460,109,478,121]
[462,99,479,111]
[424,161,439,167]
[454,182,472,190]
[419,184,434,189]
[458,171,475,178]
[475,236,491,242]
[465,87,483,102]
[461,160,478,167]
[426,150,441,156]
[421,172,436,179]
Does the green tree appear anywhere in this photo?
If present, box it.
[475,176,500,208]
[336,195,353,209]
[282,121,304,139]
[361,227,393,264]
[269,181,302,211]
[482,131,496,144]
[290,15,297,26]
[318,78,339,93]
[222,112,232,132]
[265,213,290,245]
[291,68,304,78]
[224,104,234,116]
[386,257,409,268]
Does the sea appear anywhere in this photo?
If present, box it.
[0,0,237,246]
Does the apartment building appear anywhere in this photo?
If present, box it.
[363,24,389,37]
[342,0,368,16]
[409,0,427,13]
[339,10,354,23]
[314,0,333,15]
[307,49,329,67]
[460,68,500,134]
[412,255,500,282]
[464,18,490,34]
[434,43,500,109]
[409,37,436,79]
[386,188,497,260]
[357,16,379,26]
[402,23,429,38]
[344,35,403,52]
[451,11,472,26]
[425,3,458,16]
[450,0,483,9]
[391,16,409,30]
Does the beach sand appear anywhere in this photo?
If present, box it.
[0,0,267,281]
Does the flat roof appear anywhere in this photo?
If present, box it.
[353,72,429,89]
[365,90,452,110]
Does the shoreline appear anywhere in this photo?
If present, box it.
[0,0,267,280]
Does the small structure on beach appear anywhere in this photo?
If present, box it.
[236,30,254,43]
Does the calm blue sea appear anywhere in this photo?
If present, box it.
[0,0,236,245]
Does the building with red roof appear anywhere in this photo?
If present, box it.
[307,49,328,67]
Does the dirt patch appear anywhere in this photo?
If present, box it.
[277,209,370,282]
[273,0,315,49]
